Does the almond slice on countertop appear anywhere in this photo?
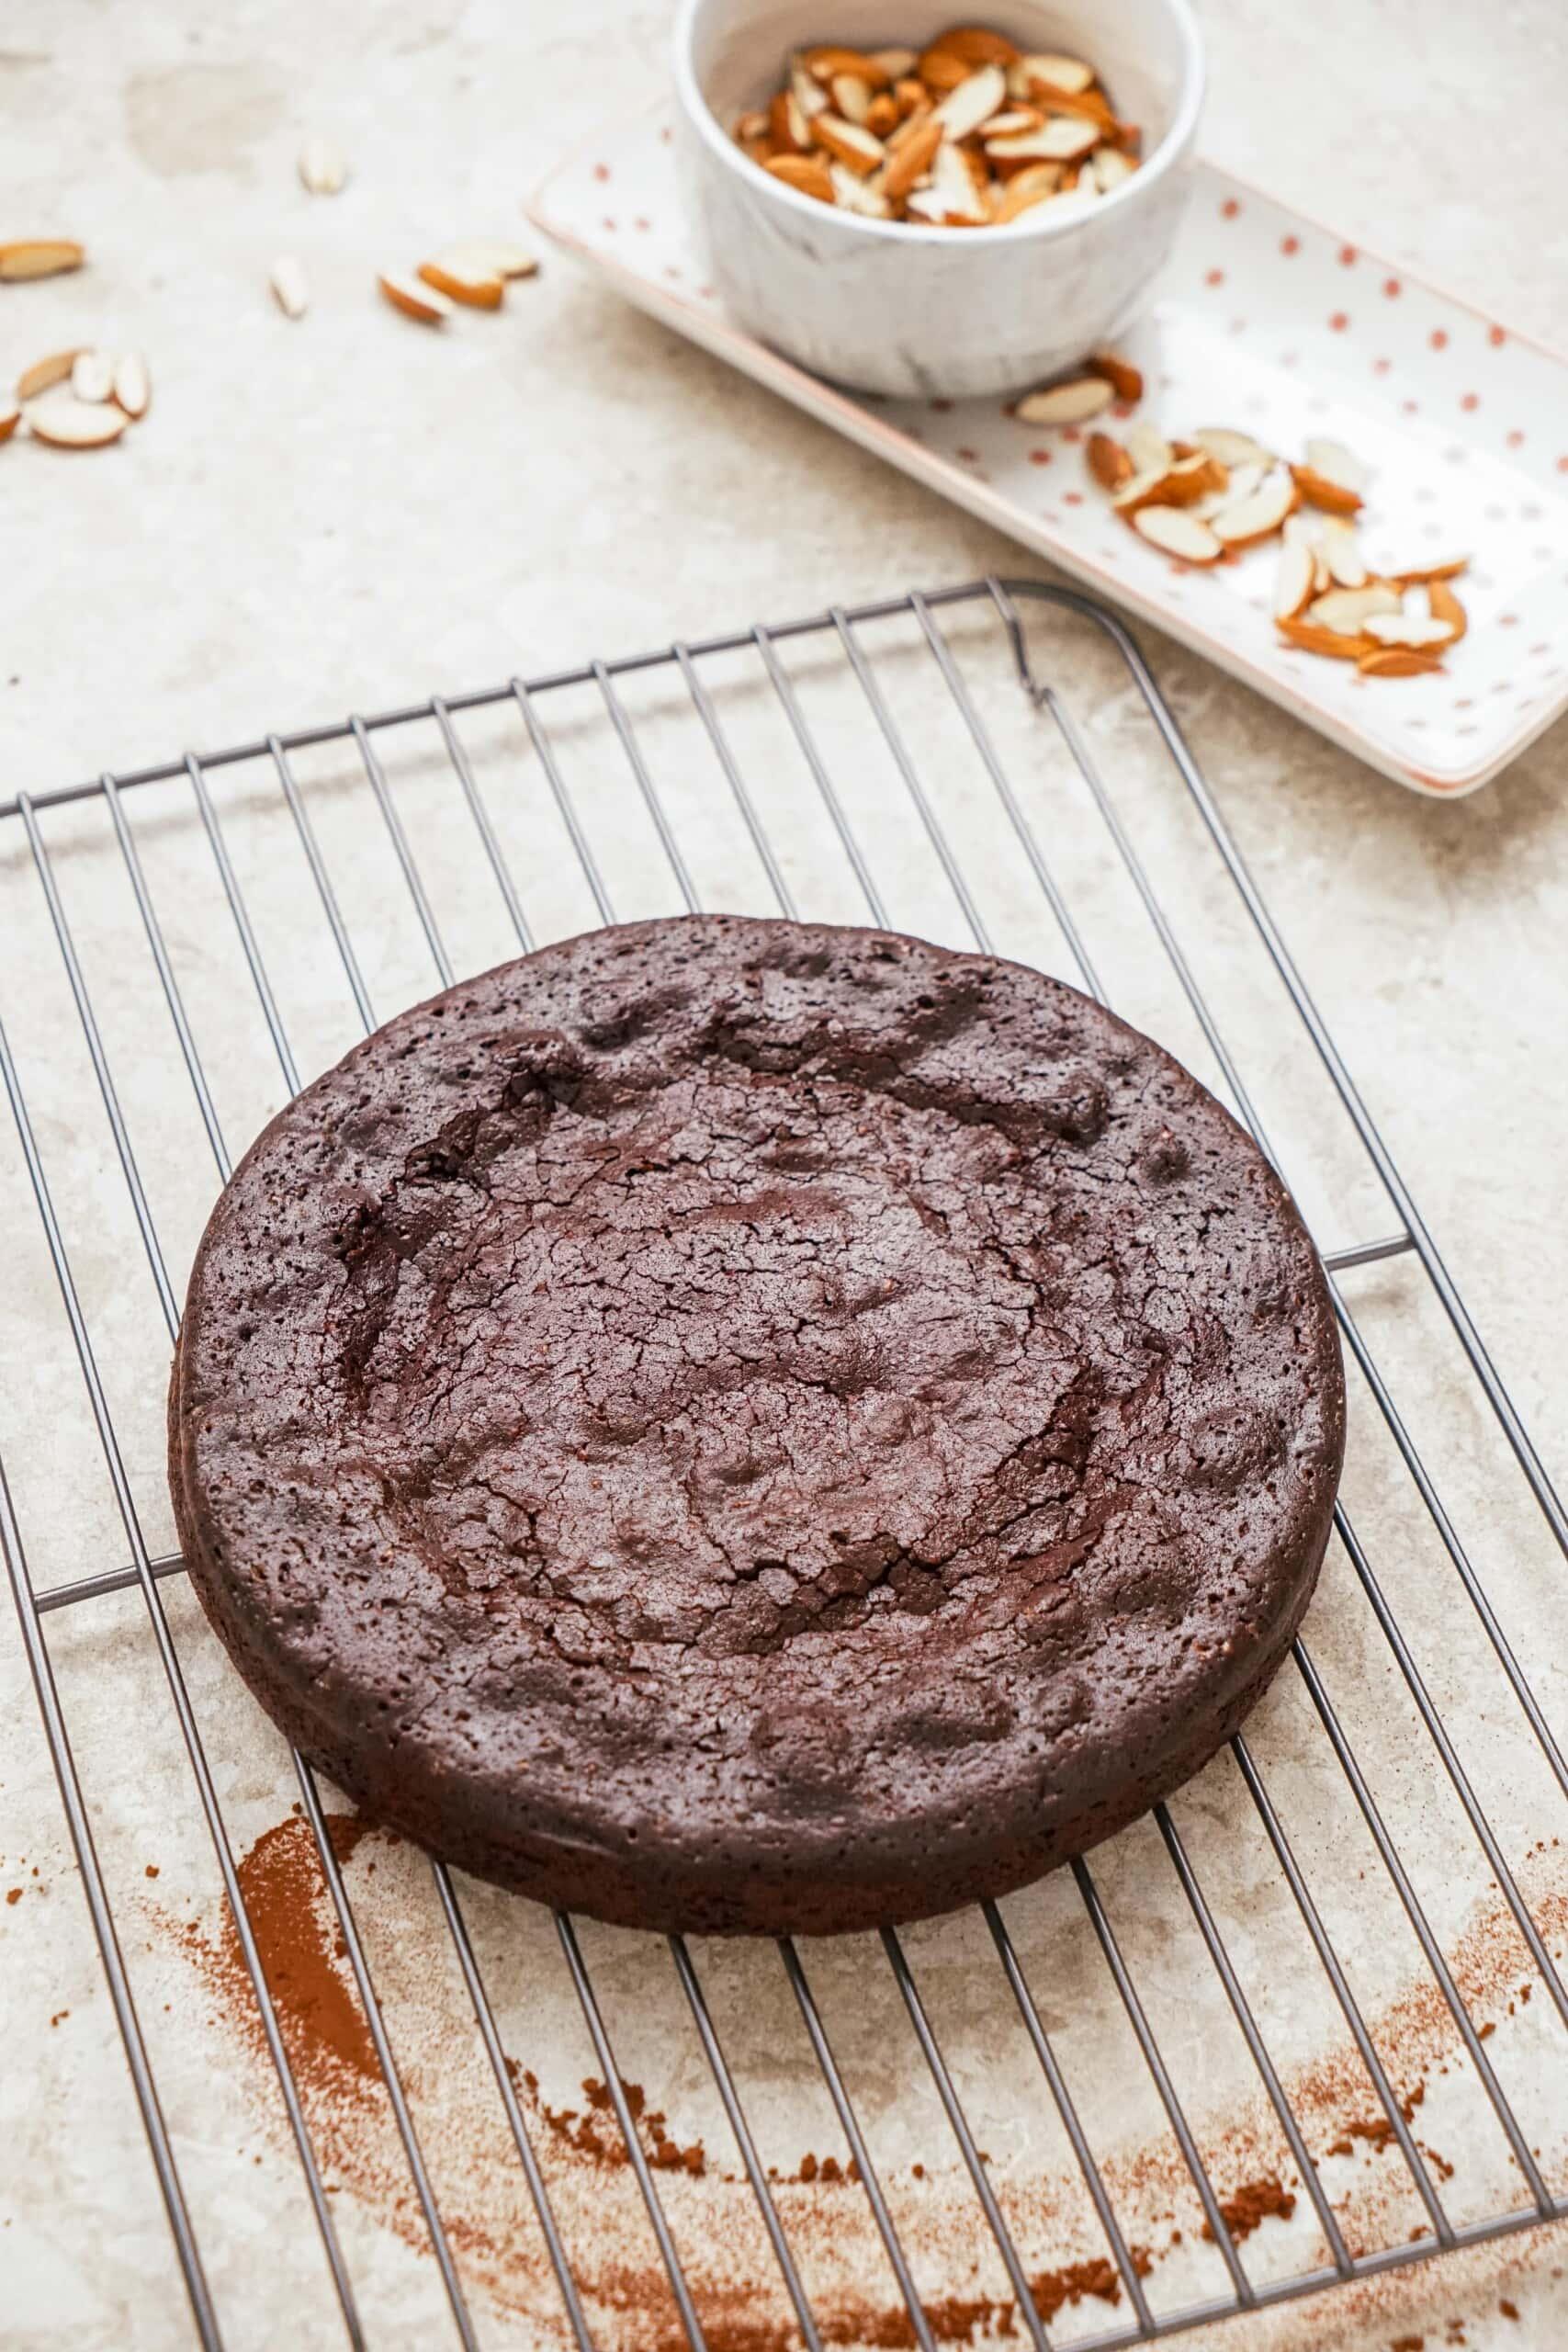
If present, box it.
[0,238,85,280]
[1276,615,1374,660]
[770,89,810,152]
[437,239,537,281]
[1358,647,1446,677]
[1090,144,1135,191]
[1132,505,1224,563]
[791,59,829,118]
[25,396,130,447]
[298,135,348,194]
[1111,463,1173,514]
[764,151,836,202]
[1282,513,1332,591]
[831,72,874,124]
[1221,458,1267,503]
[0,395,19,444]
[990,160,1062,220]
[1320,519,1367,588]
[17,348,84,401]
[70,349,115,402]
[869,45,919,77]
[418,256,503,309]
[1017,373,1116,425]
[112,351,151,418]
[803,44,891,86]
[1088,351,1142,402]
[829,161,892,216]
[986,115,1099,164]
[1274,540,1316,620]
[1307,582,1402,632]
[926,25,1020,65]
[1292,462,1363,515]
[1010,51,1095,96]
[1210,468,1298,547]
[1126,421,1172,474]
[1193,425,1273,470]
[931,61,1009,141]
[1304,435,1368,493]
[378,269,451,324]
[810,113,886,175]
[271,254,310,318]
[1427,578,1468,642]
[1361,609,1453,647]
[881,115,944,199]
[1087,432,1132,489]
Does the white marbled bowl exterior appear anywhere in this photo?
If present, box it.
[673,0,1204,400]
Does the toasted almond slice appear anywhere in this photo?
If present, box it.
[419,257,503,309]
[25,396,130,448]
[810,113,885,175]
[769,89,808,153]
[1357,647,1445,677]
[1307,583,1402,632]
[1276,616,1373,660]
[271,254,310,318]
[1132,505,1224,563]
[1211,468,1298,547]
[0,238,85,280]
[1303,434,1368,493]
[1392,555,1470,585]
[1010,51,1095,96]
[1088,351,1142,402]
[892,75,928,119]
[983,107,1044,137]
[986,116,1099,164]
[764,151,835,202]
[1111,463,1171,514]
[791,60,829,118]
[734,108,769,144]
[931,62,1009,141]
[17,348,83,401]
[927,25,1020,66]
[111,350,150,419]
[803,44,890,87]
[906,140,988,222]
[0,395,19,444]
[1274,541,1316,620]
[1427,578,1468,643]
[1017,374,1116,425]
[865,91,899,137]
[869,45,918,77]
[881,115,943,199]
[1087,432,1133,490]
[1090,144,1136,192]
[1221,458,1267,504]
[991,160,1062,220]
[1194,426,1274,471]
[829,161,891,217]
[1362,610,1453,648]
[378,268,450,324]
[918,47,976,92]
[1126,422,1172,474]
[437,238,537,282]
[298,134,347,195]
[831,73,874,125]
[70,349,114,402]
[1292,462,1363,516]
[1320,520,1367,589]
[1157,452,1226,505]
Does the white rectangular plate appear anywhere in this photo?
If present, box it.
[530,107,1568,796]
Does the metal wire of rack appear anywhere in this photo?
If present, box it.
[5,575,1568,2351]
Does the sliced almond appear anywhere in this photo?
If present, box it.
[991,160,1063,220]
[1160,452,1227,504]
[1193,425,1273,471]
[1088,351,1142,403]
[1131,505,1224,563]
[926,26,1020,66]
[982,107,1044,138]
[893,75,929,119]
[870,46,919,77]
[1427,578,1468,643]
[16,348,83,401]
[829,161,891,217]
[437,238,537,282]
[1307,582,1402,632]
[831,73,874,125]
[1274,541,1316,620]
[418,257,504,309]
[1358,647,1446,678]
[1126,422,1172,475]
[803,45,890,87]
[987,115,1100,165]
[70,349,114,402]
[764,151,835,202]
[25,397,130,448]
[1011,51,1095,96]
[1362,610,1453,648]
[865,92,899,137]
[1210,468,1298,548]
[770,89,809,153]
[918,48,976,92]
[1222,458,1267,504]
[1292,462,1363,516]
[881,115,944,200]
[0,238,85,280]
[270,254,310,319]
[298,134,347,195]
[1303,435,1368,493]
[112,350,151,419]
[0,396,19,444]
[907,139,988,222]
[931,62,1009,142]
[1017,374,1116,426]
[1320,519,1367,588]
[1277,616,1374,661]
[1392,555,1470,585]
[1091,144,1136,192]
[811,113,885,175]
[791,60,829,119]
[378,269,451,324]
[734,108,769,144]
[1111,463,1173,514]
[1087,432,1133,490]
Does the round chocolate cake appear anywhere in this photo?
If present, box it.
[169,915,1343,1935]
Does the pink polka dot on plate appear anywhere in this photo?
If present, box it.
[593,162,610,181]
[1382,277,1401,298]
[1064,491,1084,505]
[1489,324,1506,347]
[1280,234,1300,255]
[1222,197,1241,218]
[1461,391,1479,411]
[1029,448,1052,466]
[1506,429,1526,447]
[1372,356,1392,374]
[1338,243,1357,266]
[1430,328,1449,350]
[1205,267,1224,286]
[1328,311,1348,332]
[1499,614,1519,628]
[1402,398,1419,413]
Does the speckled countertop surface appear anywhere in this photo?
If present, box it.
[4,5,1568,2350]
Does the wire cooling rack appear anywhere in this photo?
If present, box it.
[5,576,1568,2352]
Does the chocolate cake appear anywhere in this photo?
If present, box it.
[169,915,1344,1935]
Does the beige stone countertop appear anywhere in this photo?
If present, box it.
[4,5,1568,2351]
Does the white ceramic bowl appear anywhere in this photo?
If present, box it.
[672,0,1203,400]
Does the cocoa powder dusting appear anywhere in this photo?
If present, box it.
[1200,2174,1297,2244]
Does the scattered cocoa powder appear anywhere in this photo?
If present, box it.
[1499,2299,1520,2319]
[1199,2172,1297,2243]
[6,1887,21,1905]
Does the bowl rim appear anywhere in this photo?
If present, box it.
[671,0,1205,248]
